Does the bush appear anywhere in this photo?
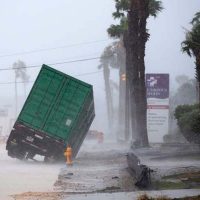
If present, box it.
[174,104,199,120]
[174,104,200,144]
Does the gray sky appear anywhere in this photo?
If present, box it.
[0,0,199,132]
[0,1,199,91]
[0,0,115,94]
[146,0,200,89]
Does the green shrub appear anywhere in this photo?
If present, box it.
[179,109,200,132]
[174,104,200,144]
[174,104,199,120]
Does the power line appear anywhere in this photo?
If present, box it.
[0,56,101,71]
[0,81,33,85]
[76,70,103,77]
[0,70,103,85]
[0,39,110,58]
[0,55,111,72]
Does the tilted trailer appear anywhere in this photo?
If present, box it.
[6,64,95,161]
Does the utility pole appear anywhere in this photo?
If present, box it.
[13,66,18,118]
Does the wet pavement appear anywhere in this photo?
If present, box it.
[0,144,63,200]
[2,141,200,200]
[54,141,136,193]
[61,189,200,200]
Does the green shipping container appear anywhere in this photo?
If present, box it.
[6,64,95,161]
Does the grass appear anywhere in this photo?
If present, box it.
[137,194,170,200]
[163,171,200,183]
[152,181,188,190]
[137,194,200,200]
[152,171,200,190]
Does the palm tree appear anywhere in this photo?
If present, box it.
[127,0,150,147]
[99,38,129,140]
[108,0,163,147]
[182,11,200,103]
[99,47,114,129]
[12,60,29,117]
[114,39,129,140]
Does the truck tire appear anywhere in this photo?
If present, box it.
[44,156,55,163]
[8,147,25,160]
[25,152,36,160]
[8,150,15,158]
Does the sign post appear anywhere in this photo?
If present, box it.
[146,74,169,143]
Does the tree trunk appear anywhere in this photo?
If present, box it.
[117,38,129,141]
[128,0,140,144]
[198,81,200,104]
[103,64,113,129]
[125,81,131,140]
[195,53,200,103]
[127,0,149,147]
[123,31,136,141]
[137,0,149,146]
[118,63,128,140]
[15,77,18,118]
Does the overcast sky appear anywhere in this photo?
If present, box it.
[146,0,200,90]
[0,0,199,132]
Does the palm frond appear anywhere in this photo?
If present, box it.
[112,11,124,19]
[182,21,200,57]
[107,24,125,38]
[191,11,200,25]
[115,0,129,11]
[149,0,163,18]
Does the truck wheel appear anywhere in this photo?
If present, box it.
[44,156,55,163]
[16,150,26,160]
[8,150,15,158]
[25,152,35,160]
[8,148,25,160]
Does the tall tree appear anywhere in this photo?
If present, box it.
[99,40,127,139]
[98,47,114,128]
[108,0,163,147]
[182,11,200,103]
[129,0,148,146]
[12,60,29,117]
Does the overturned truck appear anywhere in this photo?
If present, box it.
[6,64,95,161]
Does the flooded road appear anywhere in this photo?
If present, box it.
[1,141,200,200]
[0,144,63,200]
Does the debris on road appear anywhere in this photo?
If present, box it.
[127,152,152,188]
[130,143,200,190]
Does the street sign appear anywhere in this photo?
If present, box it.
[146,74,169,143]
